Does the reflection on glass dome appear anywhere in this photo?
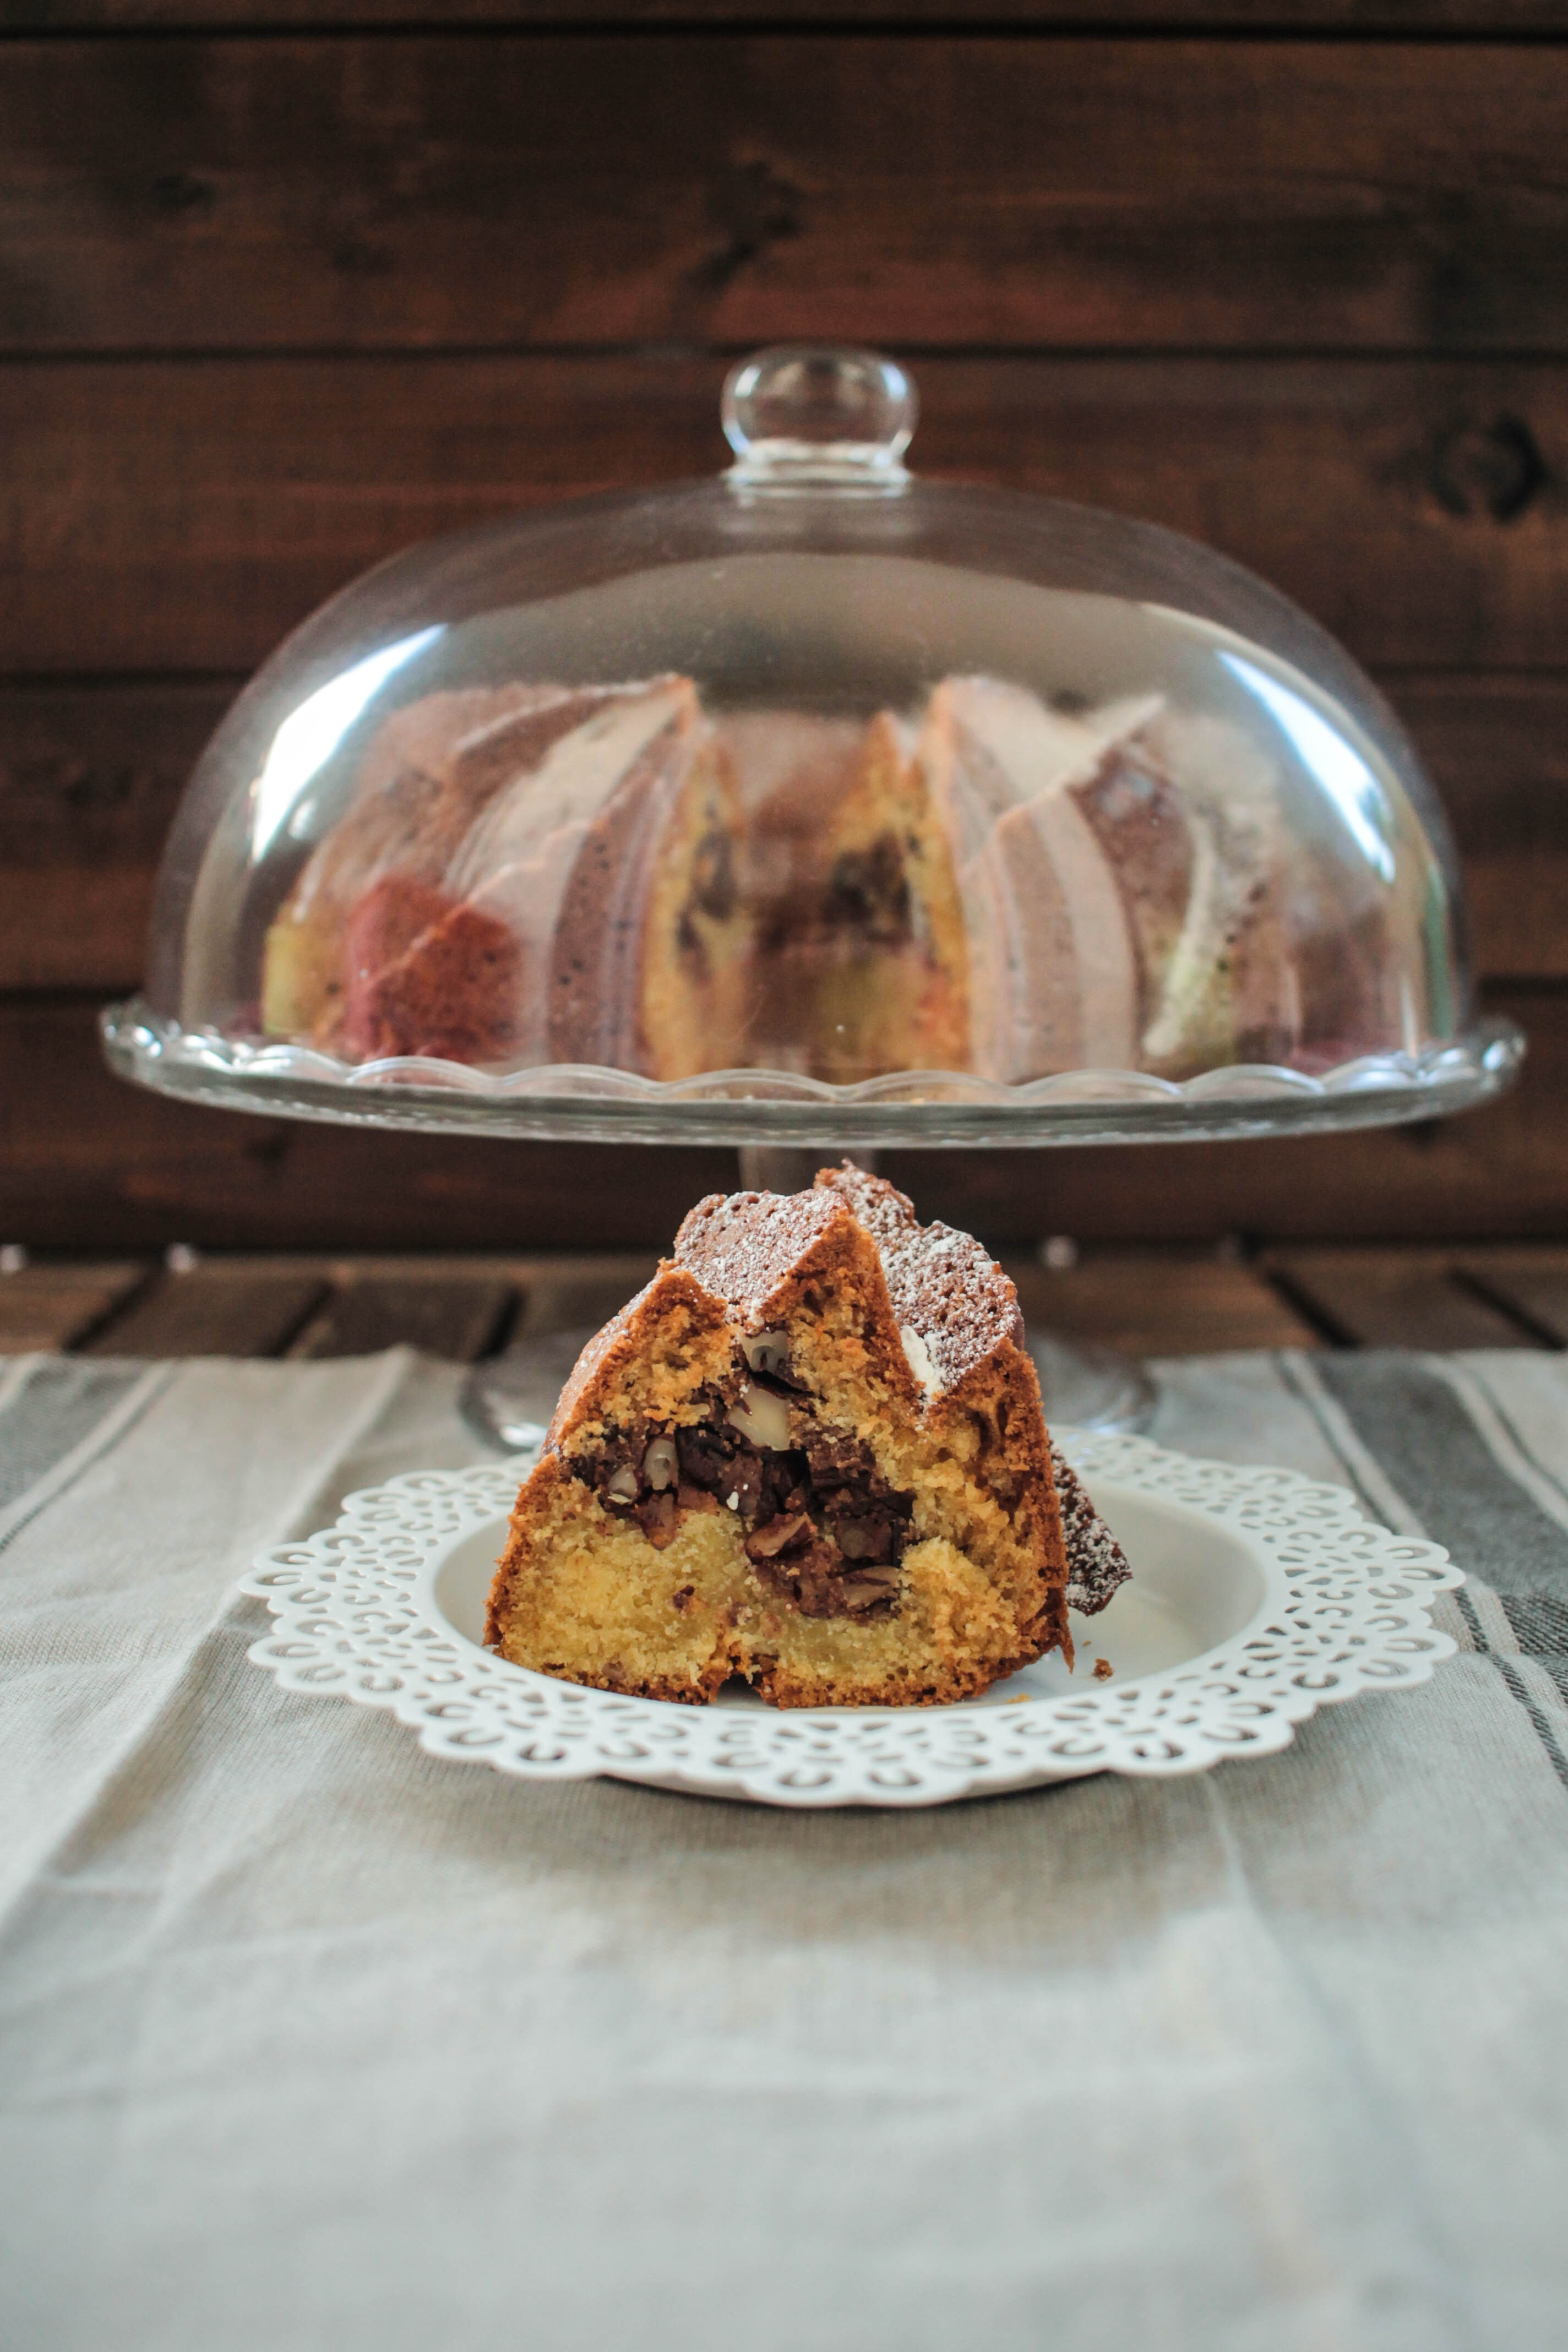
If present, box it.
[112,345,1515,1146]
[249,625,448,863]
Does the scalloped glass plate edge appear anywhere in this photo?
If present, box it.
[238,1430,1462,1810]
[105,1001,1523,1148]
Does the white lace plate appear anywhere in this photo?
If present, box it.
[241,1432,1461,1809]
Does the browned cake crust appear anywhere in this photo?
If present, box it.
[344,881,524,1064]
[485,1167,1131,1710]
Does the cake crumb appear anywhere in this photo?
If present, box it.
[1093,1656,1114,1680]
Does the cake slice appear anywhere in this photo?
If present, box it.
[264,675,752,1077]
[260,683,603,1048]
[917,677,1162,1082]
[340,876,524,1066]
[486,1165,1130,1708]
[917,675,1287,1082]
[371,675,748,1074]
[726,708,968,1082]
[803,710,970,1081]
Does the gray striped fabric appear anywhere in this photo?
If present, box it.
[1288,1353,1568,1783]
[0,1358,154,1522]
[0,1345,1565,2352]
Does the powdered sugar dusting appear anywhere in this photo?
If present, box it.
[1051,1441,1132,1614]
[668,1168,1129,1607]
[672,1165,1027,1396]
[672,1186,842,1318]
[815,1163,1025,1392]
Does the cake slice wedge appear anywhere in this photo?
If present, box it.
[260,683,604,1049]
[486,1165,1129,1708]
[262,676,752,1077]
[725,709,969,1084]
[917,676,1163,1082]
[916,675,1291,1084]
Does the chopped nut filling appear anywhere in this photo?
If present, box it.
[571,1358,915,1620]
[740,1330,791,1379]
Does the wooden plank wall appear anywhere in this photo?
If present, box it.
[3,2,1566,1251]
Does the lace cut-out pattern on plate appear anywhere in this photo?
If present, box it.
[239,1433,1461,1809]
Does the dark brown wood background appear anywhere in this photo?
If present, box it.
[3,2,1566,1253]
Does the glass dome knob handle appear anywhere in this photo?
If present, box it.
[722,346,917,491]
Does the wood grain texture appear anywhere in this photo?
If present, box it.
[516,1265,660,1337]
[1386,673,1568,982]
[5,37,1568,356]
[17,1244,1562,1360]
[10,1244,1556,1360]
[2,17,1565,1257]
[4,355,1567,674]
[1456,1248,1568,1343]
[1265,1246,1541,1346]
[293,1271,513,1358]
[2,669,1562,991]
[13,4,1568,27]
[1008,1254,1323,1355]
[0,1260,146,1352]
[0,680,232,987]
[885,982,1565,1245]
[81,1265,328,1352]
[0,983,1556,1250]
[25,1246,1540,1362]
[0,998,737,1249]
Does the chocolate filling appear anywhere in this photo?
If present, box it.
[677,828,739,962]
[824,832,912,945]
[571,1377,914,1620]
[691,827,738,922]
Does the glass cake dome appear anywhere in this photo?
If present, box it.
[104,345,1520,1147]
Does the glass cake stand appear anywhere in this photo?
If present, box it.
[100,339,1525,1438]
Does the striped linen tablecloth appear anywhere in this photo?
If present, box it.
[1,1346,1565,2352]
